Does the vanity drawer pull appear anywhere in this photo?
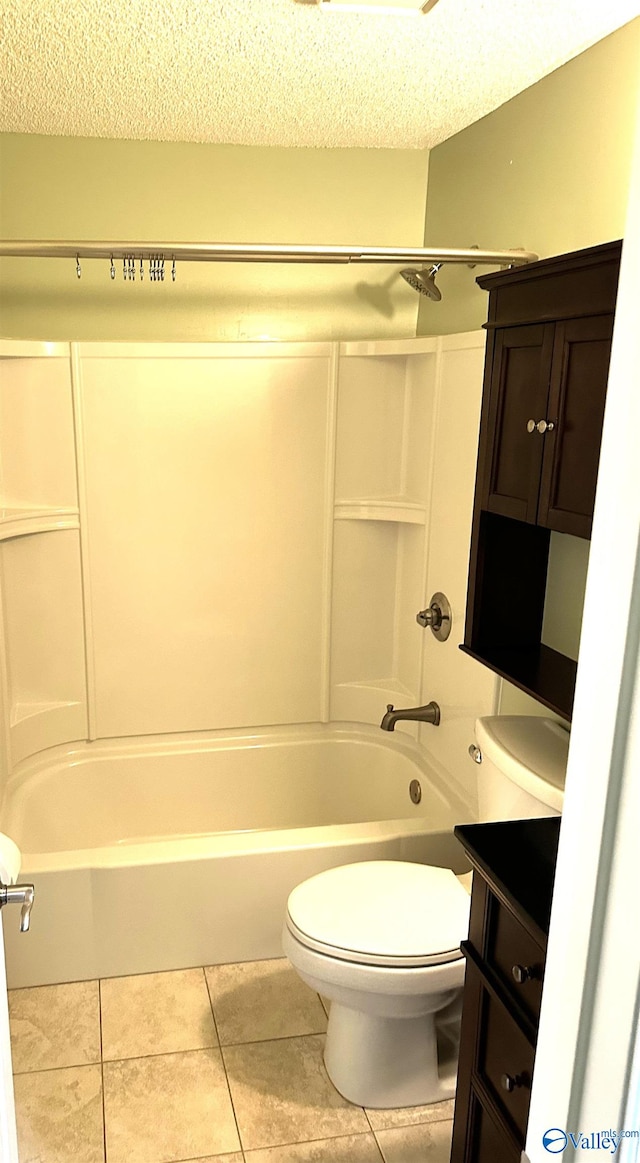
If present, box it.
[512,964,535,984]
[501,1072,528,1093]
[485,894,545,1022]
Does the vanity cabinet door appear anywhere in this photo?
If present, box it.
[482,325,554,523]
[467,1091,522,1163]
[537,314,614,538]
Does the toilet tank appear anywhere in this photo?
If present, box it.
[474,716,568,822]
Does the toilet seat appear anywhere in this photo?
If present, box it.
[286,861,470,969]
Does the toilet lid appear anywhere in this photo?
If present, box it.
[286,861,470,968]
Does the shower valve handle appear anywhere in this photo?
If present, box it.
[0,883,35,932]
[416,592,452,642]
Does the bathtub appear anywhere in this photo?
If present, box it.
[2,723,473,988]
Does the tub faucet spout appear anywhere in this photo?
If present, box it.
[380,701,441,730]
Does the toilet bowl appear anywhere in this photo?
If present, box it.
[283,715,568,1109]
[282,860,470,1108]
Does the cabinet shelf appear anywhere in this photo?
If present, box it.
[334,499,426,524]
[0,507,79,541]
[460,643,576,721]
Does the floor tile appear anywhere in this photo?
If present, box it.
[100,968,218,1060]
[103,1048,240,1163]
[9,980,101,1074]
[245,1132,384,1161]
[375,1120,453,1163]
[179,1157,244,1163]
[14,1063,104,1163]
[365,1098,454,1131]
[205,958,327,1045]
[223,1033,369,1151]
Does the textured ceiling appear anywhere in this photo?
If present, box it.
[2,0,640,149]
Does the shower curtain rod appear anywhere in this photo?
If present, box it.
[0,240,538,266]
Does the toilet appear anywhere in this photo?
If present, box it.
[283,715,568,1108]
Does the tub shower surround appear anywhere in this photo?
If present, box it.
[0,336,496,987]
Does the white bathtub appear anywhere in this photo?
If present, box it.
[2,723,472,988]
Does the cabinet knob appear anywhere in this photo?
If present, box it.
[511,963,534,984]
[526,418,537,433]
[526,418,555,434]
[501,1072,527,1093]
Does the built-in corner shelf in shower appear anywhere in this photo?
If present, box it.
[11,699,84,728]
[0,507,80,541]
[331,679,418,728]
[10,699,86,766]
[336,679,417,696]
[334,499,426,525]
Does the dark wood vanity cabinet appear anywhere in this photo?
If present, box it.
[482,323,553,526]
[462,241,621,718]
[451,819,560,1163]
[537,313,615,537]
[483,312,615,538]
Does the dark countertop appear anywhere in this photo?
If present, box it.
[454,817,561,946]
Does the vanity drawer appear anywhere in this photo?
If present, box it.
[477,978,535,1142]
[486,893,545,1023]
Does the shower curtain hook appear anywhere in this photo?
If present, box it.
[76,255,81,279]
[110,255,115,280]
[172,257,176,283]
[161,256,165,282]
[140,256,144,282]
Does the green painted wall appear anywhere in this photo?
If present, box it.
[418,19,640,720]
[419,18,640,337]
[0,137,428,341]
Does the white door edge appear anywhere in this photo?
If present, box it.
[525,52,640,1163]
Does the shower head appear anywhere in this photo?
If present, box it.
[400,263,443,301]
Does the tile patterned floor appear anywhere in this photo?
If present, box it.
[9,958,454,1163]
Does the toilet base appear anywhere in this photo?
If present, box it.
[323,1001,457,1109]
